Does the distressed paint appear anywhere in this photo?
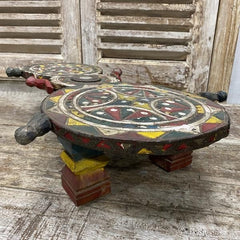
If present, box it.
[0,80,239,238]
[60,151,109,175]
[40,83,230,160]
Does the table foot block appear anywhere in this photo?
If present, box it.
[62,176,111,206]
[150,151,193,172]
[61,166,111,206]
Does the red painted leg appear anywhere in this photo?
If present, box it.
[150,151,193,172]
[61,165,111,206]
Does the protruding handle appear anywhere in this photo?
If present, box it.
[6,67,23,77]
[199,91,227,102]
[26,76,54,94]
[15,112,52,145]
[110,68,122,82]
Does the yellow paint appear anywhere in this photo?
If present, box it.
[71,110,84,118]
[67,118,87,126]
[133,102,151,110]
[159,89,168,93]
[98,84,113,89]
[64,89,74,93]
[118,93,136,101]
[49,96,61,103]
[60,151,109,175]
[196,105,204,114]
[138,148,153,154]
[137,131,165,139]
[206,116,222,124]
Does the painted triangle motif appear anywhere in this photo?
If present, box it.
[104,107,121,120]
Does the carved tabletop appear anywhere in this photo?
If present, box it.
[42,83,229,156]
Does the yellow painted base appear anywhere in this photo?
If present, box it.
[60,151,109,175]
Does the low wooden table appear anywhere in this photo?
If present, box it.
[15,83,230,206]
[6,63,121,93]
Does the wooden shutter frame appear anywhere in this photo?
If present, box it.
[208,0,240,93]
[0,0,82,77]
[80,0,219,93]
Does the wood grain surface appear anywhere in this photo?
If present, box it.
[0,79,239,239]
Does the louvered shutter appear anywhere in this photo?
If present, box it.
[81,0,219,92]
[0,0,81,76]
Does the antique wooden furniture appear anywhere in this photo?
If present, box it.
[14,83,230,206]
[6,63,121,93]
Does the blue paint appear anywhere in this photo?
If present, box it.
[58,137,103,161]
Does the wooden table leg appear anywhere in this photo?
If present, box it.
[59,138,111,206]
[150,151,193,172]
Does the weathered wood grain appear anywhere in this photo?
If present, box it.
[80,0,98,64]
[98,58,189,89]
[188,0,219,93]
[61,0,82,63]
[0,38,62,54]
[97,2,195,18]
[97,15,193,32]
[0,80,239,239]
[0,26,62,39]
[208,0,240,92]
[0,13,60,26]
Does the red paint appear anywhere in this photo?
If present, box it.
[25,76,54,94]
[178,143,187,150]
[209,135,216,142]
[117,142,124,150]
[201,123,220,133]
[125,110,151,120]
[64,132,74,142]
[162,144,172,151]
[110,68,122,81]
[97,141,111,149]
[105,107,121,120]
[81,137,90,144]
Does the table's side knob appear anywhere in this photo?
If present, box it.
[199,91,227,102]
[15,113,52,145]
[6,67,23,77]
[110,68,122,82]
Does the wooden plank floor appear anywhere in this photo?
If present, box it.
[0,80,239,240]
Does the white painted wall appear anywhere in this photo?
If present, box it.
[227,28,240,104]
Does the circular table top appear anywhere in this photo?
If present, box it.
[41,83,230,155]
[23,63,103,78]
[22,63,108,87]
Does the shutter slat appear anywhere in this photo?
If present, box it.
[0,1,60,7]
[98,29,191,45]
[97,3,195,18]
[99,42,190,53]
[0,26,61,39]
[0,13,60,26]
[97,15,192,32]
[98,58,189,88]
[99,42,189,61]
[0,52,62,61]
[0,38,62,54]
[0,13,60,21]
[100,0,193,3]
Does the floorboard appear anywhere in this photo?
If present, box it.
[0,81,239,240]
